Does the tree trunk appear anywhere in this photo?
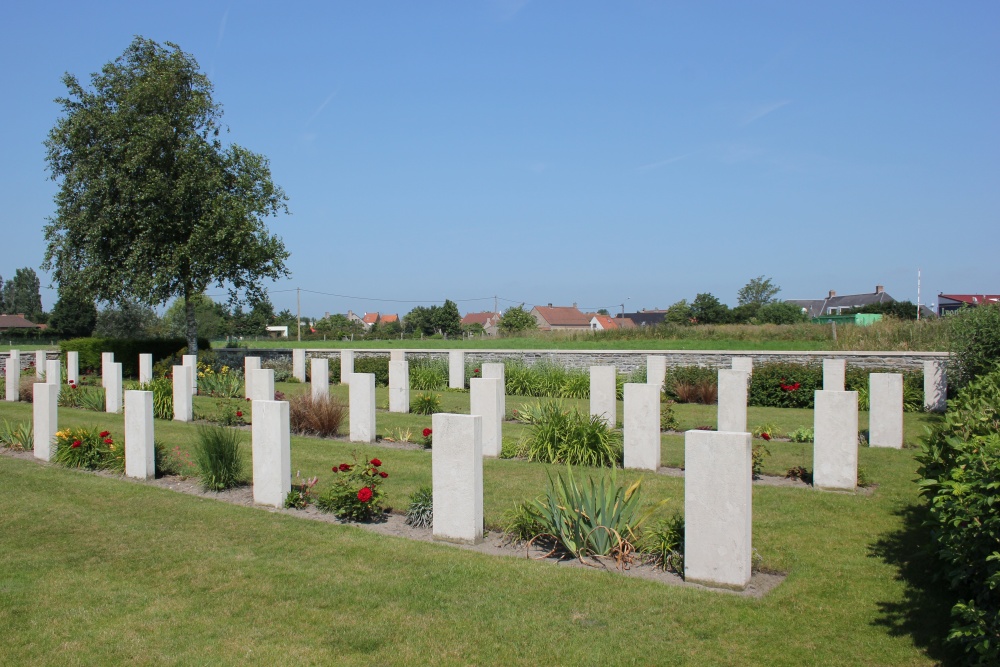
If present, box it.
[185,290,199,355]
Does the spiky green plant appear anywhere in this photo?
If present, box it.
[558,372,590,399]
[192,426,247,491]
[410,392,442,415]
[404,486,434,528]
[137,378,174,419]
[0,419,33,451]
[522,403,623,467]
[637,514,685,573]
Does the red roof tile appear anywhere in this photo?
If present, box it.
[532,306,591,327]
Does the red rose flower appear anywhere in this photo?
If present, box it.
[370,458,382,467]
[761,433,771,441]
[71,440,82,448]
[379,471,388,478]
[235,411,243,418]
[104,438,114,445]
[422,428,432,437]
[339,463,351,472]
[357,487,373,502]
[99,431,110,438]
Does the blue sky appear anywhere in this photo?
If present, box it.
[2,1,997,318]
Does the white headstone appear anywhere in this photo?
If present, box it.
[389,360,410,413]
[869,373,903,449]
[589,365,617,426]
[624,383,661,471]
[311,358,329,401]
[292,348,306,383]
[35,350,46,378]
[823,358,846,391]
[432,413,483,545]
[172,365,193,422]
[813,390,859,491]
[249,368,275,402]
[717,369,749,433]
[244,356,261,399]
[138,353,153,385]
[340,350,354,384]
[349,373,376,443]
[449,350,465,389]
[470,378,503,457]
[46,359,61,387]
[33,382,59,462]
[182,354,197,395]
[125,390,155,480]
[105,362,123,413]
[5,357,19,402]
[252,400,291,508]
[731,356,753,376]
[390,350,405,362]
[101,352,114,386]
[67,351,79,386]
[924,360,947,413]
[481,363,506,419]
[646,355,667,389]
[684,429,752,590]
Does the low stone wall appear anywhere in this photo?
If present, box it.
[213,348,949,372]
[0,351,59,373]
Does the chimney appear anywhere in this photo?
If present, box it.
[875,285,884,294]
[828,291,836,299]
[572,302,577,309]
[548,303,553,307]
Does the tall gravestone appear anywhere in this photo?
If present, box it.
[449,350,465,389]
[390,350,405,362]
[35,350,46,378]
[684,429,752,590]
[717,369,749,433]
[138,354,153,384]
[646,355,667,389]
[349,373,376,443]
[731,356,753,376]
[311,358,329,401]
[470,377,503,457]
[125,390,155,480]
[105,362,123,413]
[244,356,261,399]
[589,365,617,427]
[389,360,410,413]
[101,352,114,386]
[5,357,19,402]
[46,360,61,387]
[432,413,483,545]
[481,363,506,420]
[250,368,275,402]
[823,359,846,391]
[813,390,859,491]
[66,351,79,386]
[924,360,947,413]
[182,354,198,395]
[292,349,306,383]
[624,383,660,470]
[172,365,193,422]
[33,382,59,462]
[252,400,291,508]
[869,373,903,449]
[340,350,354,384]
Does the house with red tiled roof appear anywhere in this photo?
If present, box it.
[0,314,42,331]
[530,304,591,331]
[589,314,635,331]
[461,312,501,336]
[938,293,1000,315]
[359,312,399,330]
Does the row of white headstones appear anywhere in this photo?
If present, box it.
[11,348,947,590]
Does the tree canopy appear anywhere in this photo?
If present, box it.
[43,37,290,354]
[737,276,781,307]
[499,305,538,334]
[2,268,44,321]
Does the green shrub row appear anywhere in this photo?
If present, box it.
[916,368,1000,663]
[60,337,210,378]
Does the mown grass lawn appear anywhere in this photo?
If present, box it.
[0,389,955,666]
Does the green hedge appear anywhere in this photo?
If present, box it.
[916,368,1000,663]
[59,337,210,378]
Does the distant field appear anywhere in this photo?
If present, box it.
[219,338,835,351]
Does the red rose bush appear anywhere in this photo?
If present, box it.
[316,452,389,521]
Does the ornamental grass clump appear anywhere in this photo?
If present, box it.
[410,392,441,415]
[637,514,685,574]
[520,401,623,467]
[316,453,388,522]
[0,419,33,451]
[288,393,346,437]
[192,426,247,491]
[404,486,433,528]
[137,377,173,420]
[195,363,244,398]
[54,427,124,471]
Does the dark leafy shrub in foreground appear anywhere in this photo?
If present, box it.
[916,368,1000,663]
[521,401,623,467]
[948,303,1000,389]
[288,394,346,437]
[193,426,247,491]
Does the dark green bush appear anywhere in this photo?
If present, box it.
[916,368,1000,663]
[748,363,822,409]
[948,303,1000,389]
[353,356,389,387]
[60,337,210,378]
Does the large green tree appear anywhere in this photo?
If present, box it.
[49,284,98,338]
[499,305,538,334]
[690,293,730,325]
[43,37,290,354]
[737,275,781,307]
[2,268,44,321]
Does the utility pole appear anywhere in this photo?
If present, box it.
[916,269,922,321]
[494,295,498,314]
[296,287,301,342]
